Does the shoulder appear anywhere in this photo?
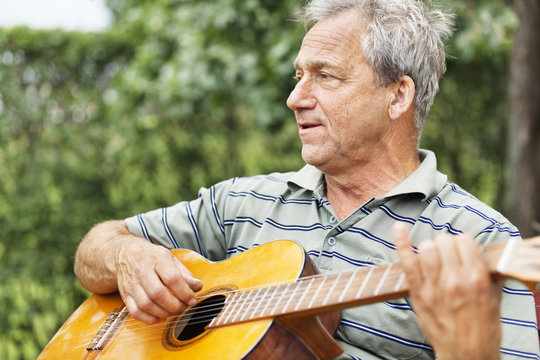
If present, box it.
[427,181,520,243]
[195,170,304,206]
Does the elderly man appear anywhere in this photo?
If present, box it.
[74,0,539,359]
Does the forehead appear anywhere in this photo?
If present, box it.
[294,9,367,71]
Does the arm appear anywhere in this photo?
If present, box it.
[74,220,203,324]
[393,223,502,360]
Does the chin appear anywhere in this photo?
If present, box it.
[301,150,327,168]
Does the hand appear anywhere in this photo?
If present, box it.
[393,223,502,360]
[114,237,203,324]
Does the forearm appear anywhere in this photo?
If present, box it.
[74,220,145,294]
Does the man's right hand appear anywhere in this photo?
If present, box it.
[74,220,203,324]
[114,237,203,324]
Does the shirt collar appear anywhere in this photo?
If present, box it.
[287,149,447,200]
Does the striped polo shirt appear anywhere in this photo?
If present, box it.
[126,149,539,360]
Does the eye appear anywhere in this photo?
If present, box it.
[293,71,303,82]
[319,73,334,80]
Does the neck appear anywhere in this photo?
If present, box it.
[324,142,420,220]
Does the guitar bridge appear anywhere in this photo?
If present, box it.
[87,307,129,351]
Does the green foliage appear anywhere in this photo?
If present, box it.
[422,0,517,208]
[0,0,518,358]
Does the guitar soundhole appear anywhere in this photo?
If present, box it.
[174,294,226,341]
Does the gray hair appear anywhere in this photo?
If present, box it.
[299,0,454,134]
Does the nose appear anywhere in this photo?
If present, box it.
[286,78,317,111]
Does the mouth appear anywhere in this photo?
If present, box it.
[299,123,320,130]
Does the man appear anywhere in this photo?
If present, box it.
[74,0,540,359]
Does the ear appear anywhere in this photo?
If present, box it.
[388,75,415,120]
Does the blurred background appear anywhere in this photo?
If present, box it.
[0,0,538,358]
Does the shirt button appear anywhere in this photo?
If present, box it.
[327,237,337,246]
[329,216,337,224]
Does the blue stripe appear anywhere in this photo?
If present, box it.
[346,227,396,250]
[307,250,321,258]
[348,355,362,360]
[161,208,179,248]
[137,214,151,242]
[360,206,371,215]
[227,245,250,255]
[383,301,413,310]
[447,182,476,199]
[224,216,332,232]
[185,203,205,257]
[320,250,376,267]
[228,190,316,205]
[228,191,278,202]
[479,224,521,237]
[417,216,462,235]
[500,348,540,360]
[340,319,433,351]
[265,218,332,231]
[224,217,263,228]
[210,186,225,235]
[379,205,416,225]
[430,196,498,225]
[503,287,534,296]
[501,317,538,330]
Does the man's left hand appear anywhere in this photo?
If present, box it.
[393,223,503,360]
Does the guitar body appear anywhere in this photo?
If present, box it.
[38,240,340,359]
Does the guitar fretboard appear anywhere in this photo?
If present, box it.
[209,263,408,328]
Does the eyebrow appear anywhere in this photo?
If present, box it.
[293,58,342,73]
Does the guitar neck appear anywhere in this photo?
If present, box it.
[209,237,540,329]
[209,261,409,329]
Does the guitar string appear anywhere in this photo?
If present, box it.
[69,242,521,351]
[92,268,408,349]
[116,265,404,332]
[93,271,404,349]
[77,266,407,348]
[116,265,392,329]
[114,268,344,329]
[71,267,404,350]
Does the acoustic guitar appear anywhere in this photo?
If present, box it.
[38,237,540,359]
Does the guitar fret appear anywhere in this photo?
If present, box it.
[259,285,279,318]
[339,269,357,303]
[213,292,237,326]
[323,273,341,305]
[249,287,269,320]
[294,277,315,311]
[240,288,261,321]
[394,272,406,292]
[308,276,327,309]
[270,283,291,315]
[373,264,393,296]
[281,282,300,314]
[355,267,374,298]
[229,291,249,324]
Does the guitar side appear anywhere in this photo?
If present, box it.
[38,240,328,359]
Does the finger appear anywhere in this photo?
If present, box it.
[435,234,463,272]
[393,223,422,290]
[454,234,499,297]
[416,240,441,285]
[124,294,163,324]
[454,233,484,270]
[174,258,203,292]
[155,258,201,309]
[143,270,188,313]
[119,281,170,324]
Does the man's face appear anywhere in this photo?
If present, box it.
[287,9,391,174]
